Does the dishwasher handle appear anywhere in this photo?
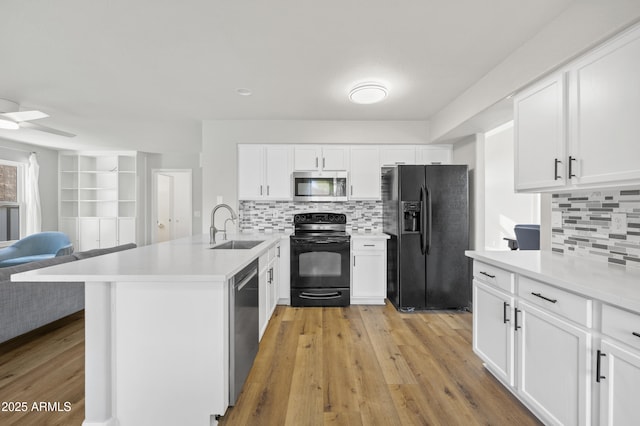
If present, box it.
[236,268,258,291]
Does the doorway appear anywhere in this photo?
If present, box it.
[152,169,192,243]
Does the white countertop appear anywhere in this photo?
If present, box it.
[466,250,640,313]
[12,233,286,284]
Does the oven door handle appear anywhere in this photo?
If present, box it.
[298,291,343,300]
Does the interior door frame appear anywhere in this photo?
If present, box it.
[151,169,193,244]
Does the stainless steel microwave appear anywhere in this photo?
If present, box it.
[292,171,348,202]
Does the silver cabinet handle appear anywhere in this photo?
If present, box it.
[323,157,326,168]
[260,185,263,195]
[267,185,270,196]
[315,157,318,168]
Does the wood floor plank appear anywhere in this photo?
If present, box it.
[359,305,417,385]
[284,334,324,426]
[322,307,359,414]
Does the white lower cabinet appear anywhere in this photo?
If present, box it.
[472,260,592,426]
[258,251,269,341]
[598,339,640,426]
[259,241,282,340]
[598,303,640,426]
[351,238,386,305]
[472,280,514,386]
[516,300,590,425]
[79,217,117,250]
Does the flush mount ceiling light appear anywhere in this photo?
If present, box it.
[236,88,252,96]
[349,82,388,104]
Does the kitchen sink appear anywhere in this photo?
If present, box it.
[210,240,264,250]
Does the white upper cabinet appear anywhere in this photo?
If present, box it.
[237,145,264,199]
[293,145,349,171]
[515,24,640,192]
[415,145,452,165]
[514,72,567,191]
[238,145,293,200]
[568,26,640,187]
[379,146,416,166]
[349,146,380,200]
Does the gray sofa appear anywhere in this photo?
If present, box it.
[0,243,136,344]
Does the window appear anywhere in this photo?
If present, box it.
[0,162,23,242]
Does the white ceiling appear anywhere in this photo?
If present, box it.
[0,0,574,152]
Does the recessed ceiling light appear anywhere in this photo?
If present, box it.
[236,88,252,96]
[0,118,19,130]
[349,82,388,104]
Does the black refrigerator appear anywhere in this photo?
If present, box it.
[382,165,470,311]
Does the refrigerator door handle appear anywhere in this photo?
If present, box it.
[425,185,432,255]
[420,185,427,255]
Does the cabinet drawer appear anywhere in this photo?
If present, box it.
[518,277,592,327]
[602,304,640,352]
[473,261,514,293]
[352,239,386,251]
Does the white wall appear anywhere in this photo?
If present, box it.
[452,134,483,251]
[430,1,640,142]
[201,120,430,233]
[0,138,58,232]
[484,123,540,250]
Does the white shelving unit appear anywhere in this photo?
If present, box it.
[59,151,140,251]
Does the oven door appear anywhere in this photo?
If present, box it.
[290,236,350,307]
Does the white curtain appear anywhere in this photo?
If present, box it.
[25,152,42,235]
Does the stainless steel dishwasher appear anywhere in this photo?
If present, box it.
[229,259,259,405]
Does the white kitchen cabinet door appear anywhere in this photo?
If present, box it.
[351,239,386,305]
[269,243,280,314]
[258,253,269,341]
[568,26,640,187]
[321,146,349,170]
[264,146,292,199]
[599,339,640,426]
[514,72,567,192]
[238,145,265,199]
[516,300,590,426]
[349,146,381,200]
[472,280,515,387]
[380,146,416,166]
[415,146,452,165]
[99,218,118,248]
[293,145,321,171]
[79,218,100,251]
[118,218,136,245]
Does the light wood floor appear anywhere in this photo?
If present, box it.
[0,303,540,425]
[0,311,85,426]
[222,301,540,425]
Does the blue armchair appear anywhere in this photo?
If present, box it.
[0,232,74,267]
[514,224,540,250]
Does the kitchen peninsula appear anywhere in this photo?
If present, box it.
[11,233,285,426]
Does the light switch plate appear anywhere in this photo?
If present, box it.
[611,212,627,234]
[551,211,563,228]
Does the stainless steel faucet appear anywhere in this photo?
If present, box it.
[210,203,238,244]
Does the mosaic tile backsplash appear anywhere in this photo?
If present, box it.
[239,200,383,233]
[551,188,640,268]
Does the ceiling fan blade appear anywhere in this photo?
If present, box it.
[1,110,49,122]
[19,121,76,138]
